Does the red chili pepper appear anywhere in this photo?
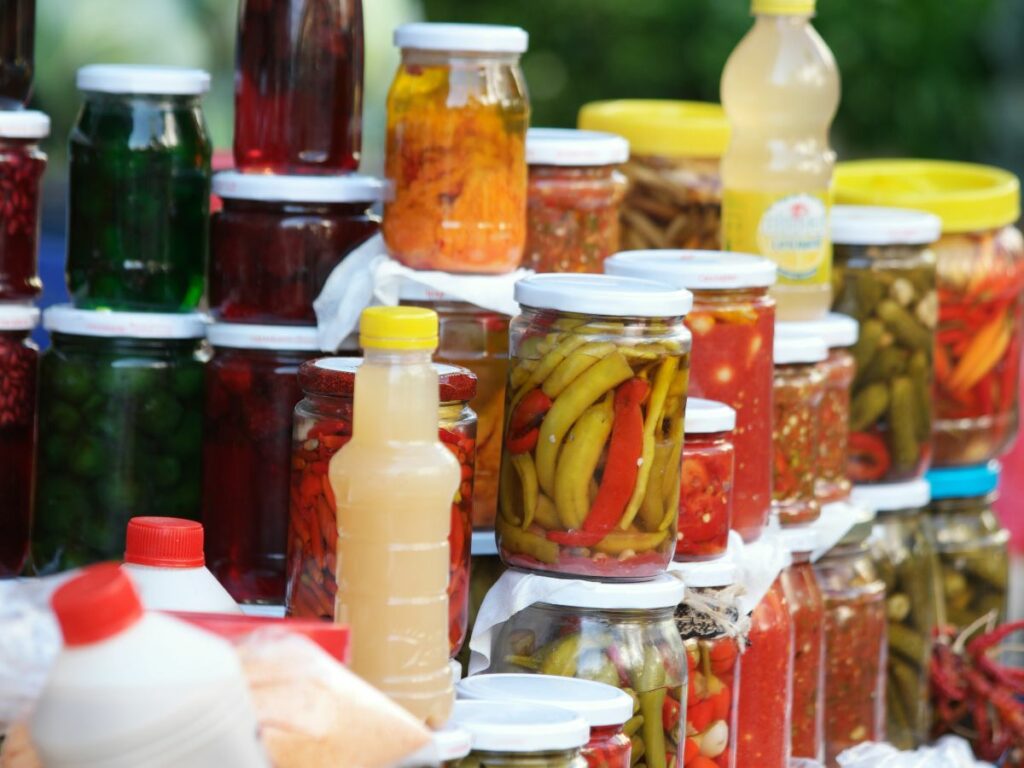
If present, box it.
[683,738,701,764]
[505,388,552,454]
[663,694,681,734]
[846,431,891,482]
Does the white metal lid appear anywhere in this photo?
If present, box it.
[450,700,589,753]
[851,479,931,514]
[527,128,629,167]
[212,171,384,204]
[776,313,858,349]
[773,329,828,364]
[830,205,943,246]
[43,305,206,340]
[604,249,777,289]
[684,398,736,434]
[457,674,633,728]
[394,23,528,54]
[527,572,686,610]
[0,110,50,139]
[394,724,472,767]
[515,273,693,318]
[777,525,821,554]
[472,531,499,557]
[206,322,321,352]
[77,64,211,96]
[668,558,738,588]
[0,304,40,331]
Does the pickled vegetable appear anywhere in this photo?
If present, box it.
[772,362,825,525]
[817,349,855,503]
[678,629,739,767]
[676,432,733,560]
[781,558,825,762]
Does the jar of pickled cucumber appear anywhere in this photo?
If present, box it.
[498,274,693,580]
[32,306,206,574]
[450,700,589,768]
[0,110,48,301]
[676,399,735,561]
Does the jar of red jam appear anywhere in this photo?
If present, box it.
[286,357,477,657]
[773,331,828,526]
[0,304,39,577]
[605,250,777,542]
[676,398,735,561]
[0,111,48,301]
[209,172,382,324]
[525,128,628,274]
[202,323,322,605]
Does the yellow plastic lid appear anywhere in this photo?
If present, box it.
[835,159,1021,234]
[359,306,438,351]
[752,0,815,14]
[577,100,729,159]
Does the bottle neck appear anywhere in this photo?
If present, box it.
[353,347,438,442]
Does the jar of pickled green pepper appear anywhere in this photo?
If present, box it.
[450,700,589,768]
[67,65,212,311]
[32,306,206,574]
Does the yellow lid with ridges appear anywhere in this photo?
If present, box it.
[835,159,1021,234]
[752,0,815,14]
[359,306,438,351]
[577,100,729,159]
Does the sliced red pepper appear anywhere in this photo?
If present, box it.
[505,388,552,454]
[847,431,891,482]
[663,693,681,734]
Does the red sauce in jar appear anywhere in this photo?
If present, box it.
[676,409,734,561]
[780,555,825,761]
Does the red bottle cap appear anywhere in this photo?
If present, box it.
[124,517,205,568]
[51,563,144,646]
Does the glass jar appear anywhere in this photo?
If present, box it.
[604,250,777,542]
[0,305,39,578]
[209,172,382,324]
[202,324,321,605]
[32,307,206,574]
[234,0,363,174]
[524,128,628,274]
[67,65,212,311]
[0,0,34,107]
[772,333,828,526]
[451,701,589,768]
[578,100,728,252]
[457,531,505,674]
[498,274,693,579]
[384,23,529,273]
[676,399,735,561]
[0,111,48,301]
[285,357,477,657]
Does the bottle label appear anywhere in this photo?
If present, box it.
[722,189,832,286]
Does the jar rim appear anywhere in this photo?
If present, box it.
[206,322,322,352]
[450,700,589,753]
[0,304,40,331]
[213,171,384,204]
[457,674,633,728]
[77,64,210,96]
[527,128,629,167]
[605,250,777,290]
[299,357,477,401]
[0,110,50,140]
[777,313,858,349]
[831,205,943,246]
[516,273,693,318]
[394,23,528,54]
[43,305,205,340]
[685,398,736,434]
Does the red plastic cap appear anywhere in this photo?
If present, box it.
[52,563,144,646]
[125,516,205,568]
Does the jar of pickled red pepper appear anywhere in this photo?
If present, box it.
[210,172,383,324]
[0,305,39,578]
[285,357,477,656]
[384,23,529,273]
[0,110,48,301]
[604,249,777,543]
[32,306,206,574]
[68,65,212,311]
[0,0,34,108]
[450,700,589,768]
[524,128,628,274]
[578,100,728,252]
[852,479,935,751]
[499,274,693,580]
[773,332,828,526]
[676,399,735,561]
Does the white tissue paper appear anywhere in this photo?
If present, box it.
[733,523,792,616]
[811,499,871,561]
[836,736,995,767]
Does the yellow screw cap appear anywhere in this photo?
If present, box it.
[359,306,438,351]
[752,0,816,14]
[578,100,729,159]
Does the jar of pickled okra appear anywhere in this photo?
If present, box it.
[32,306,206,574]
[394,724,472,768]
[772,332,828,526]
[499,274,692,580]
[0,110,48,301]
[450,700,589,768]
[578,100,728,251]
[852,479,935,751]
[926,463,1010,629]
[209,172,383,324]
[0,304,39,578]
[604,249,777,543]
[384,23,529,273]
[286,357,477,656]
[524,128,629,274]
[676,399,735,561]
[67,65,212,311]
[457,675,633,768]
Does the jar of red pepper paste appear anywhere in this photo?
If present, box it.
[0,304,39,577]
[676,398,735,561]
[209,172,382,324]
[201,323,322,605]
[0,111,49,301]
[285,357,477,657]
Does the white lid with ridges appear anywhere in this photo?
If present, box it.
[206,323,321,352]
[77,64,211,95]
[604,249,777,289]
[773,329,827,364]
[831,205,943,246]
[394,23,528,54]
[851,479,931,514]
[394,724,472,766]
[457,674,633,728]
[43,305,206,339]
[684,398,736,434]
[515,273,693,317]
[527,128,629,167]
[450,700,589,753]
[212,171,384,204]
[776,313,858,349]
[0,304,40,331]
[0,110,50,139]
[525,572,686,610]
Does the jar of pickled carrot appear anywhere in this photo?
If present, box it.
[676,398,735,561]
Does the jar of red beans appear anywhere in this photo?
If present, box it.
[0,110,48,301]
[677,398,735,561]
[209,172,382,324]
[285,357,477,657]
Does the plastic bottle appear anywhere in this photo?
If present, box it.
[720,0,840,322]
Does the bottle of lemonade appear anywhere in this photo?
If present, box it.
[328,306,459,726]
[720,0,840,321]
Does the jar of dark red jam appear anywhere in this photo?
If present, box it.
[209,172,382,324]
[0,110,48,301]
[677,398,735,561]
[202,322,322,605]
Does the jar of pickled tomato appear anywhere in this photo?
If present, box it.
[676,399,735,561]
[0,305,39,577]
[32,306,206,574]
[499,274,692,580]
[384,23,529,273]
[210,172,383,324]
[525,128,628,274]
[0,0,34,107]
[604,249,777,543]
[68,65,212,311]
[285,357,477,657]
[450,701,589,768]
[0,110,48,301]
